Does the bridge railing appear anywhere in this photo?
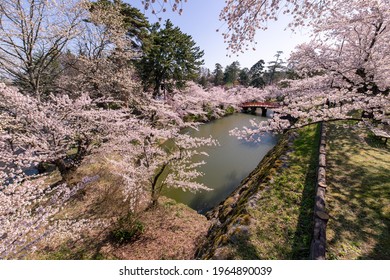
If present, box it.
[239,101,280,108]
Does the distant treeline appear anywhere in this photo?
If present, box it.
[196,51,297,89]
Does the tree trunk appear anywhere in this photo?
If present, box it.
[153,78,161,99]
[54,158,69,177]
[35,88,41,104]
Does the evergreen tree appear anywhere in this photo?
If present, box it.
[223,61,240,85]
[212,63,224,86]
[266,51,286,85]
[249,59,265,88]
[137,20,204,98]
[89,0,150,51]
[239,67,250,86]
[197,67,210,88]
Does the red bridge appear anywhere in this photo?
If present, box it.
[239,101,280,116]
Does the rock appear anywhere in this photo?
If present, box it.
[316,211,330,220]
[319,154,326,167]
[318,181,327,189]
[318,167,326,182]
[212,247,232,260]
[228,226,250,244]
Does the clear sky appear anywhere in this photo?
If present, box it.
[130,0,311,71]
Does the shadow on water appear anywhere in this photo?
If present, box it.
[188,170,249,214]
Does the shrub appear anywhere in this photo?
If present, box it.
[110,213,144,244]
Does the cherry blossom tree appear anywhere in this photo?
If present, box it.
[143,0,327,52]
[0,1,231,259]
[0,175,108,259]
[0,88,115,259]
[106,118,218,207]
[142,1,389,136]
[0,82,222,258]
[143,0,389,116]
[231,1,389,139]
[57,0,142,105]
[1,83,121,181]
[0,0,87,101]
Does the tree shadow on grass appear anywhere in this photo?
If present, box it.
[326,166,390,259]
[361,218,390,259]
[326,122,390,259]
[290,124,321,259]
[230,231,262,260]
[365,134,390,152]
[44,229,111,260]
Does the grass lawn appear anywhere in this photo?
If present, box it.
[196,125,321,260]
[246,124,321,259]
[326,121,390,259]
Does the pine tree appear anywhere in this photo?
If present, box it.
[223,61,240,86]
[137,20,204,98]
[249,59,265,88]
[212,63,224,86]
[239,67,250,86]
[89,0,150,51]
[266,51,285,85]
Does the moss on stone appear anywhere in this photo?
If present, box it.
[196,125,321,260]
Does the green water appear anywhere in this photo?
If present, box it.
[163,112,278,214]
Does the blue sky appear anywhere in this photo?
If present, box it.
[130,0,310,70]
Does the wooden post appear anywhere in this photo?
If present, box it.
[261,107,267,117]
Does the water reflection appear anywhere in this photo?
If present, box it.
[163,112,278,214]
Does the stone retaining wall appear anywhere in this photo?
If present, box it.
[195,132,292,259]
[196,124,327,260]
[310,122,328,260]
